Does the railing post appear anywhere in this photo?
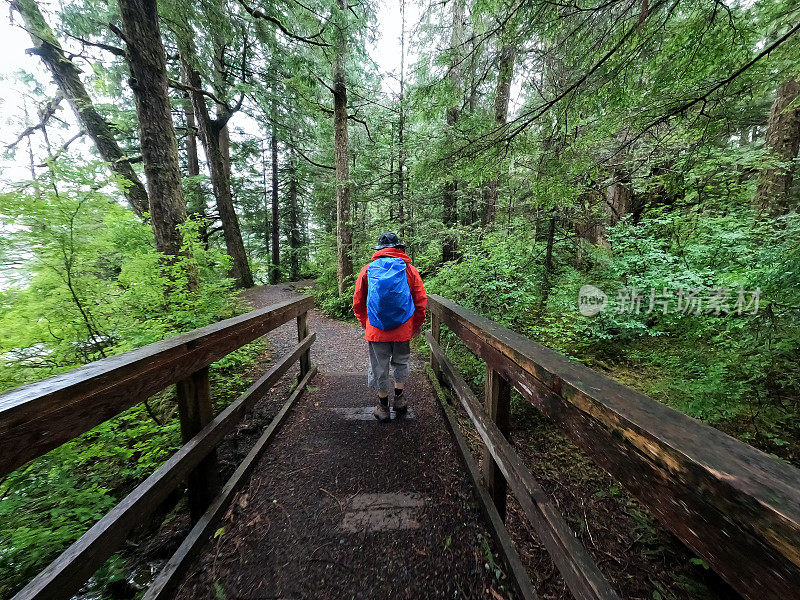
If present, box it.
[297,311,310,379]
[176,367,219,522]
[430,311,442,380]
[484,365,511,521]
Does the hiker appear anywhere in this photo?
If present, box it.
[352,232,427,422]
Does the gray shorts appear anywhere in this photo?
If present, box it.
[367,341,411,393]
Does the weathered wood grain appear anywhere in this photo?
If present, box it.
[428,294,800,600]
[484,365,511,521]
[430,311,442,379]
[297,312,310,378]
[142,365,318,600]
[428,333,620,600]
[176,367,218,522]
[0,296,314,477]
[11,334,315,600]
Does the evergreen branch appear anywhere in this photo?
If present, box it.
[237,0,332,47]
[36,130,85,166]
[600,12,800,167]
[107,22,129,46]
[292,144,336,170]
[6,93,64,150]
[504,0,668,141]
[65,33,125,57]
[168,78,230,111]
[348,114,374,142]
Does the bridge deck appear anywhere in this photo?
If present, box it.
[168,285,508,599]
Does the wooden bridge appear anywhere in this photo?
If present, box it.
[2,292,800,600]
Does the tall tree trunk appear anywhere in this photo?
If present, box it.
[183,92,209,247]
[574,190,607,248]
[288,147,301,281]
[755,77,800,213]
[389,136,395,220]
[605,169,634,224]
[210,8,232,183]
[539,212,557,312]
[179,42,254,288]
[333,0,353,295]
[586,167,635,247]
[12,0,149,217]
[397,0,406,238]
[184,95,201,179]
[22,99,40,196]
[484,41,515,227]
[261,138,270,261]
[117,0,187,263]
[270,129,281,283]
[442,180,458,261]
[442,0,465,263]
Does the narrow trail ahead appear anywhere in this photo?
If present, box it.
[170,284,506,599]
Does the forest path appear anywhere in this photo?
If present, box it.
[170,283,506,599]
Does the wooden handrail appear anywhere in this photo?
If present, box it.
[0,295,314,477]
[428,333,619,600]
[427,294,800,600]
[6,295,316,600]
[12,334,315,600]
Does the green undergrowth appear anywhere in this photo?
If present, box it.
[424,218,800,463]
[0,175,270,598]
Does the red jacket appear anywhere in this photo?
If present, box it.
[352,248,427,342]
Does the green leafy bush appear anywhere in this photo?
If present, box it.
[0,163,255,597]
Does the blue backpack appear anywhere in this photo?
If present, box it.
[366,257,415,330]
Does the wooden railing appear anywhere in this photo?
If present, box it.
[426,294,800,600]
[0,296,316,600]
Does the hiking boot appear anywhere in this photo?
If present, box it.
[393,391,408,413]
[373,401,391,423]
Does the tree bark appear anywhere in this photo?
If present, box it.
[397,0,407,238]
[12,0,149,218]
[333,0,353,295]
[484,42,515,228]
[755,77,800,213]
[442,0,465,263]
[117,0,187,265]
[270,128,281,283]
[605,176,633,224]
[539,212,557,312]
[183,92,209,247]
[210,12,232,183]
[288,147,301,280]
[260,139,270,260]
[179,41,254,288]
[583,167,635,247]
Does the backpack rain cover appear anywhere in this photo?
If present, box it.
[366,257,415,330]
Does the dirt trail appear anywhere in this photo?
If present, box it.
[170,284,510,599]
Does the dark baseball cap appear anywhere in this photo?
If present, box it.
[373,232,405,250]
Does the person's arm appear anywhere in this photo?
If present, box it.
[352,265,369,328]
[408,265,427,335]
